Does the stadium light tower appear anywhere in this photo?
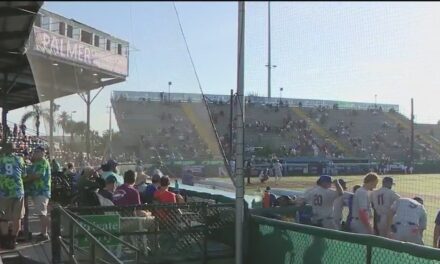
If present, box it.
[168,81,172,102]
[279,87,283,105]
[266,1,276,98]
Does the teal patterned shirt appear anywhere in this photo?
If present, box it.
[27,158,51,198]
[0,154,26,198]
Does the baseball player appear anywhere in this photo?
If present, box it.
[371,176,400,237]
[434,210,440,248]
[303,175,343,229]
[345,185,361,231]
[333,179,353,230]
[387,197,427,245]
[273,159,283,182]
[351,173,380,234]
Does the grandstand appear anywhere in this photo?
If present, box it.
[112,91,440,167]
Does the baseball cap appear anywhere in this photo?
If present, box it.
[382,176,395,185]
[413,196,424,205]
[317,175,333,185]
[106,159,118,167]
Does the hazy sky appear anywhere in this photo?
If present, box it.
[7,1,440,134]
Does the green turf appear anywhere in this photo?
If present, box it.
[212,174,440,247]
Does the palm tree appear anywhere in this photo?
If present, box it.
[21,103,60,137]
[57,111,70,146]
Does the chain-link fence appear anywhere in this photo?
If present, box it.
[52,202,235,264]
[249,214,440,264]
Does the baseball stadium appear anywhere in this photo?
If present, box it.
[1,1,440,264]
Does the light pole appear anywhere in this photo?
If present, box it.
[70,110,77,121]
[374,94,377,108]
[168,81,172,102]
[266,1,276,98]
[279,87,283,105]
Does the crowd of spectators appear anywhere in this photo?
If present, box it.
[139,111,212,161]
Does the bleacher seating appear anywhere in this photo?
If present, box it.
[112,97,440,162]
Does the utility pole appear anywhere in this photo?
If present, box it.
[236,2,245,264]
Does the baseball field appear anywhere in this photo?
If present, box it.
[212,173,440,247]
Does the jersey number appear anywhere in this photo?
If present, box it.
[313,195,323,206]
[377,194,384,206]
[4,164,13,175]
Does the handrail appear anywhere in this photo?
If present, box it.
[251,214,440,261]
[56,205,125,264]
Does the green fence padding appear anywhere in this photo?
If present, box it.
[250,215,440,264]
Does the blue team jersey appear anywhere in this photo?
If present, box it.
[0,154,26,198]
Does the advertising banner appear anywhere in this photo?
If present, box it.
[31,27,128,76]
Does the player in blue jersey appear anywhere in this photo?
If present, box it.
[0,143,26,249]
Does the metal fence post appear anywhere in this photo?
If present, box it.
[366,245,372,264]
[202,204,208,264]
[51,206,61,264]
[91,241,96,264]
[69,221,74,260]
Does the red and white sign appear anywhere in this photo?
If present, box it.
[31,27,128,76]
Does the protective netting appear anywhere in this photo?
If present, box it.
[249,215,440,264]
[242,1,440,248]
[20,3,233,197]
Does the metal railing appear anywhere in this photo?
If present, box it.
[52,202,235,264]
[51,205,140,264]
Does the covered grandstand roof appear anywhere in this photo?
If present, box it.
[0,1,43,110]
[0,2,128,111]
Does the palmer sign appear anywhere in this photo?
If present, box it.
[31,27,128,76]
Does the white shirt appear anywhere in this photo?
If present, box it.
[371,187,400,216]
[391,198,427,229]
[304,186,340,221]
[352,187,372,219]
[333,192,353,222]
[273,162,283,176]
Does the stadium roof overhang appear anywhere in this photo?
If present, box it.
[0,2,127,111]
[0,1,43,111]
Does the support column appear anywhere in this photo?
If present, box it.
[235,2,245,264]
[1,107,7,144]
[86,90,91,160]
[49,99,54,159]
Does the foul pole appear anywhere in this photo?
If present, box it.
[236,1,245,264]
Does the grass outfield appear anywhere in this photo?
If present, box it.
[213,174,440,247]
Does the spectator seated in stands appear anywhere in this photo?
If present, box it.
[98,175,117,201]
[113,170,150,217]
[100,159,124,186]
[77,167,101,207]
[154,176,184,204]
[143,174,161,204]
